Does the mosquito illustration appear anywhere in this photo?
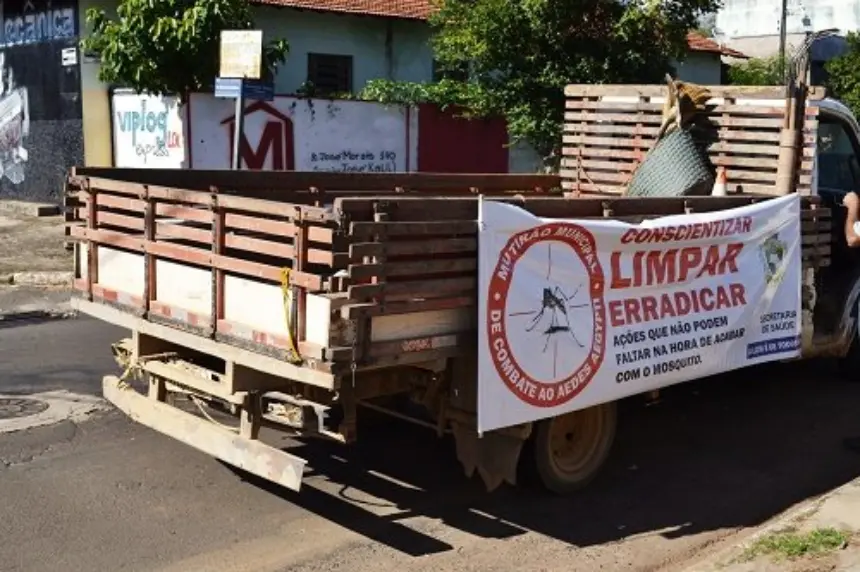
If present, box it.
[507,243,591,376]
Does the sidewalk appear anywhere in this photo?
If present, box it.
[0,203,74,319]
[685,476,860,572]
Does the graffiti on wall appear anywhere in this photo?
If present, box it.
[219,101,294,170]
[189,94,415,171]
[112,92,186,168]
[308,149,398,173]
[0,50,29,184]
[0,0,83,202]
[3,2,76,46]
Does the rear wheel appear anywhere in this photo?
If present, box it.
[532,401,617,495]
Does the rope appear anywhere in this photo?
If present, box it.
[279,267,303,365]
[189,395,240,433]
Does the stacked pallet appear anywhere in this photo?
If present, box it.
[561,85,821,197]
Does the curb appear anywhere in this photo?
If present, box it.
[0,271,73,287]
[0,200,61,218]
[683,476,860,571]
[0,307,77,328]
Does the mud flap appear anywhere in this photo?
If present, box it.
[451,421,527,492]
[103,375,307,492]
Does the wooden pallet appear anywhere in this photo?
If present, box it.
[560,84,820,197]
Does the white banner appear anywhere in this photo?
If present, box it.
[477,195,802,433]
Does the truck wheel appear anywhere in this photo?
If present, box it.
[532,402,617,495]
[837,329,860,381]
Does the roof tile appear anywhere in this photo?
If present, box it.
[252,0,435,20]
[252,3,748,58]
[686,32,748,59]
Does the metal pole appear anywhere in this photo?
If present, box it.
[231,81,245,170]
[778,0,789,80]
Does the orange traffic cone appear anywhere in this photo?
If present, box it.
[711,166,727,196]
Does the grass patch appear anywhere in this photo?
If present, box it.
[740,527,849,561]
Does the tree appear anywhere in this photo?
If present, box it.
[726,56,786,86]
[360,0,720,167]
[80,0,289,100]
[825,32,860,117]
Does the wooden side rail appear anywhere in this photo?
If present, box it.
[561,87,819,197]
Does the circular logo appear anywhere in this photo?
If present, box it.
[486,222,606,407]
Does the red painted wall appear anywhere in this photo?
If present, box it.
[416,104,509,173]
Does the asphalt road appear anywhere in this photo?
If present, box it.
[2,316,860,572]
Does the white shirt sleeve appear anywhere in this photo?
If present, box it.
[854,221,860,237]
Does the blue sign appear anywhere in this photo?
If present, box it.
[214,77,242,99]
[243,80,274,101]
[214,77,274,101]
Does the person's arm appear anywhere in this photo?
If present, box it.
[845,192,860,248]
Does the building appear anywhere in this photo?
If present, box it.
[714,0,848,82]
[0,0,748,202]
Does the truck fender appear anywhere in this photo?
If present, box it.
[836,274,860,355]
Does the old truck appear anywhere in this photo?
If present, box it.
[66,75,857,496]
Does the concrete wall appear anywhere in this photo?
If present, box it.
[79,0,113,168]
[0,0,84,202]
[254,7,434,94]
[673,52,723,85]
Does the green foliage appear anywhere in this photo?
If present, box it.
[359,79,495,115]
[740,528,849,561]
[80,0,289,100]
[826,32,860,118]
[359,0,720,166]
[726,55,787,86]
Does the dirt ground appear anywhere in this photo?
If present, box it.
[0,211,70,275]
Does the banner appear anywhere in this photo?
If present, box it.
[477,195,802,433]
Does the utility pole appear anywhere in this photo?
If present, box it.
[778,0,789,80]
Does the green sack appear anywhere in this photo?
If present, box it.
[626,128,714,198]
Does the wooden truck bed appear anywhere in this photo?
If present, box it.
[67,170,831,381]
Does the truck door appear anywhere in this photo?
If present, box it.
[813,111,860,333]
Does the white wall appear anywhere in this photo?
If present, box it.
[716,0,858,39]
[187,94,419,172]
[253,6,434,94]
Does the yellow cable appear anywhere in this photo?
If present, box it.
[280,267,303,364]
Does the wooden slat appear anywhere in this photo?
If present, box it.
[348,258,476,280]
[562,140,816,159]
[225,233,294,258]
[563,84,826,100]
[349,220,476,237]
[216,194,333,223]
[98,212,144,231]
[98,194,145,212]
[564,111,808,129]
[349,237,477,260]
[156,222,212,244]
[70,226,144,251]
[563,132,817,148]
[224,213,334,244]
[564,156,815,173]
[73,168,561,193]
[348,277,475,301]
[565,100,820,115]
[345,296,474,318]
[336,195,817,220]
[156,203,214,224]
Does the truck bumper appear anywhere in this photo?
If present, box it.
[103,375,307,492]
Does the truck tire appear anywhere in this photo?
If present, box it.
[837,328,860,381]
[531,401,617,495]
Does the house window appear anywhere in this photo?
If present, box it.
[307,53,353,94]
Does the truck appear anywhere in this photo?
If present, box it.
[66,74,853,496]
